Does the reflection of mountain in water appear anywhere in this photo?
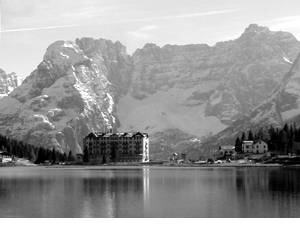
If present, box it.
[0,167,300,217]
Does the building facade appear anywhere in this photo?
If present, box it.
[242,140,268,154]
[242,141,254,153]
[253,140,268,154]
[217,145,236,159]
[0,151,12,163]
[83,132,149,163]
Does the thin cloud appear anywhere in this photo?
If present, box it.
[0,8,239,33]
[0,24,81,33]
[264,15,300,30]
[110,8,240,24]
[163,9,239,19]
[128,25,159,39]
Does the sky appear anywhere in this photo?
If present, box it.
[1,0,300,78]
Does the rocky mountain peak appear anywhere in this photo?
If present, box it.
[243,24,270,34]
[75,37,133,97]
[43,40,88,68]
[0,68,18,98]
[0,37,134,154]
[75,38,128,58]
[238,23,298,45]
[134,43,161,57]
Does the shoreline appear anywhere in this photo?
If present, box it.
[2,161,300,169]
[1,163,287,169]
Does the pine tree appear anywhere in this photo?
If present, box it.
[257,128,264,140]
[35,148,45,164]
[283,123,289,132]
[67,151,75,162]
[29,148,36,161]
[241,132,246,142]
[62,153,67,162]
[51,149,57,164]
[280,129,289,154]
[235,137,242,153]
[248,130,254,141]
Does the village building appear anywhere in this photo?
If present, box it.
[242,140,268,154]
[83,132,149,163]
[242,141,254,153]
[0,151,13,163]
[216,145,236,159]
[253,140,268,154]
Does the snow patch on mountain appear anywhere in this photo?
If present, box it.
[283,56,293,64]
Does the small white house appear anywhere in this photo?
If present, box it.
[252,140,268,154]
[0,151,13,163]
[242,141,254,153]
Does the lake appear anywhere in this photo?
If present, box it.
[0,166,299,217]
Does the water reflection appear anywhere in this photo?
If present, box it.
[0,168,148,217]
[233,168,300,217]
[0,167,299,217]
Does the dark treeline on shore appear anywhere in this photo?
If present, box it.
[235,123,300,155]
[0,134,76,164]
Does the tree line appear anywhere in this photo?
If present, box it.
[0,134,76,164]
[235,123,300,155]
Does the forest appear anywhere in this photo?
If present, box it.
[235,123,300,155]
[0,134,76,164]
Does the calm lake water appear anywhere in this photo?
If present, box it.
[0,166,299,217]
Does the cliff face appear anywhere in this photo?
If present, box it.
[200,53,300,151]
[0,39,132,153]
[118,24,300,139]
[0,69,18,98]
[1,24,300,158]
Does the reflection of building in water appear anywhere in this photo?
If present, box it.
[80,169,146,217]
[143,167,150,205]
[83,132,149,163]
[81,171,116,217]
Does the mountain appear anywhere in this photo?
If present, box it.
[200,52,300,150]
[0,69,18,98]
[0,39,132,153]
[1,24,300,158]
[117,24,300,157]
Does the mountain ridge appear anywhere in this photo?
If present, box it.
[1,24,300,159]
[199,52,300,152]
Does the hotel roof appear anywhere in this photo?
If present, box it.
[243,141,254,144]
[85,132,148,139]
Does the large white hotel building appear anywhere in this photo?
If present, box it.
[83,132,149,163]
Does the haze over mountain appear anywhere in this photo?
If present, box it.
[1,24,300,158]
